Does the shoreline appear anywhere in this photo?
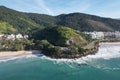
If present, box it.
[51,45,99,59]
[100,42,120,45]
[0,50,41,58]
[0,42,119,59]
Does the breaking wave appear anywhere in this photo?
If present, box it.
[39,42,120,70]
[0,55,39,63]
[41,42,120,63]
[0,42,120,69]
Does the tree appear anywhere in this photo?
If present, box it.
[68,46,79,54]
[78,47,85,54]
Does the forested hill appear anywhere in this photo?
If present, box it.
[0,6,43,34]
[56,13,120,31]
[0,6,120,34]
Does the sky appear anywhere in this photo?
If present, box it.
[0,0,120,18]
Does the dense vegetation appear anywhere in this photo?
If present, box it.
[0,6,120,34]
[0,6,116,58]
[29,26,95,57]
[30,26,88,47]
[0,21,17,33]
[0,6,43,34]
[0,37,33,51]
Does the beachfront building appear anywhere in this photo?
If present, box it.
[84,31,120,39]
[7,34,15,39]
[0,34,28,40]
[84,32,104,39]
[104,32,115,38]
[104,31,120,39]
[114,31,120,38]
[16,34,23,39]
[23,35,29,38]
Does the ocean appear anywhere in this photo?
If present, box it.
[0,43,120,80]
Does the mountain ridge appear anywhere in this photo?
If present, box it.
[0,6,120,34]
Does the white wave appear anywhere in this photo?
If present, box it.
[84,44,120,60]
[0,54,38,63]
[0,43,120,65]
[39,43,120,67]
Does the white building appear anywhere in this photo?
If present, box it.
[16,34,23,39]
[84,32,104,39]
[114,31,120,38]
[24,35,29,38]
[7,34,15,39]
[0,34,28,40]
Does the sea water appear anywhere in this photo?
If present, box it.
[0,43,120,80]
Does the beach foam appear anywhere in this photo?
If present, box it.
[0,42,120,64]
[0,50,42,63]
[84,43,120,60]
[40,42,120,65]
[0,54,42,63]
[31,44,119,64]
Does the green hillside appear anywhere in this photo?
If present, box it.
[0,6,43,34]
[0,6,120,34]
[31,26,88,47]
[56,13,120,31]
[29,26,93,57]
[0,21,16,33]
[26,13,56,27]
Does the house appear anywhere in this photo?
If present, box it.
[7,34,15,39]
[24,35,29,38]
[16,34,23,39]
[84,32,104,39]
[0,34,28,40]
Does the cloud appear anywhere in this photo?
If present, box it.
[35,0,54,15]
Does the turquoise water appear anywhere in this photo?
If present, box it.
[0,44,120,80]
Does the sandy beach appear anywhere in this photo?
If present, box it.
[100,42,120,45]
[0,42,120,58]
[0,50,41,58]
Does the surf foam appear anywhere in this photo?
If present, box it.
[0,42,120,64]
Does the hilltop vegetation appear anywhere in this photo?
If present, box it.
[30,26,88,47]
[29,26,96,58]
[0,6,120,34]
[56,13,114,31]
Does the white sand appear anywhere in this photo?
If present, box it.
[0,50,41,57]
[100,42,120,45]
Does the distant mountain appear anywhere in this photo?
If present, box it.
[0,6,120,34]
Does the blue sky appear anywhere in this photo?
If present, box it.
[0,0,120,18]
